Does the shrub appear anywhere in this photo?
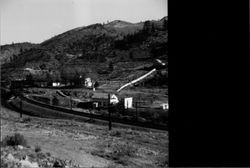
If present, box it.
[112,142,137,158]
[37,152,46,159]
[21,117,31,123]
[1,133,27,147]
[46,152,51,157]
[91,141,137,165]
[35,145,41,152]
[110,142,137,165]
[156,154,168,167]
[109,130,121,137]
[52,96,59,105]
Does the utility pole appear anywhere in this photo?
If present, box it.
[70,92,72,111]
[135,101,138,121]
[138,95,140,109]
[20,94,22,118]
[89,102,94,122]
[18,87,23,118]
[108,94,112,130]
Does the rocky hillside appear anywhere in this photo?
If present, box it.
[1,17,168,86]
[1,104,168,168]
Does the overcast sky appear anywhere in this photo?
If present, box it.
[0,0,167,45]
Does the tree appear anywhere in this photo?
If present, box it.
[52,96,59,106]
[163,19,168,30]
[51,70,61,82]
[46,72,53,86]
[113,51,117,57]
[129,51,134,60]
[79,73,85,86]
[72,73,80,86]
[39,64,46,70]
[143,21,151,34]
[94,81,99,88]
[108,62,114,71]
[151,23,155,33]
[26,73,33,83]
[60,68,68,84]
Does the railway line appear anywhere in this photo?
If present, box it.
[1,87,168,131]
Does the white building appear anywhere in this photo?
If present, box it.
[124,97,133,109]
[52,82,61,87]
[161,103,169,110]
[110,94,119,104]
[85,78,93,88]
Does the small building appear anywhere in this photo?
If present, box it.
[92,93,119,108]
[85,78,93,88]
[161,103,169,110]
[110,94,119,104]
[10,79,25,90]
[124,97,133,109]
[52,82,61,87]
[34,81,49,87]
[93,102,98,108]
[92,93,109,108]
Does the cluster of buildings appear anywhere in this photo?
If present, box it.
[10,68,97,90]
[78,92,168,111]
[9,68,169,111]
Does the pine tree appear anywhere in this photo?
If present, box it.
[163,19,168,30]
[108,62,114,71]
[129,51,134,60]
[151,23,155,33]
[143,21,151,34]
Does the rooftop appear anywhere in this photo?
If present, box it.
[92,92,109,99]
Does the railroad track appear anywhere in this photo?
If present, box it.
[1,87,168,131]
[20,95,168,131]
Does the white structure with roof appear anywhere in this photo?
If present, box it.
[110,94,119,104]
[161,103,169,110]
[124,97,133,109]
[85,78,93,88]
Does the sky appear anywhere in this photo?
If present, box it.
[0,0,167,45]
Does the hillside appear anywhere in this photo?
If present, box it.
[1,17,168,87]
[0,42,38,65]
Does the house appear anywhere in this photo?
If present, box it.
[91,93,109,108]
[34,81,49,87]
[85,78,93,88]
[91,93,119,108]
[110,94,119,104]
[161,103,169,110]
[52,82,61,87]
[124,97,133,109]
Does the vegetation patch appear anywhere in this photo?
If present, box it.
[155,153,168,167]
[92,140,137,165]
[34,145,41,153]
[1,133,27,147]
[20,117,31,123]
[109,130,122,137]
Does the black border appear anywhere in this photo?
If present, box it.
[169,1,249,166]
